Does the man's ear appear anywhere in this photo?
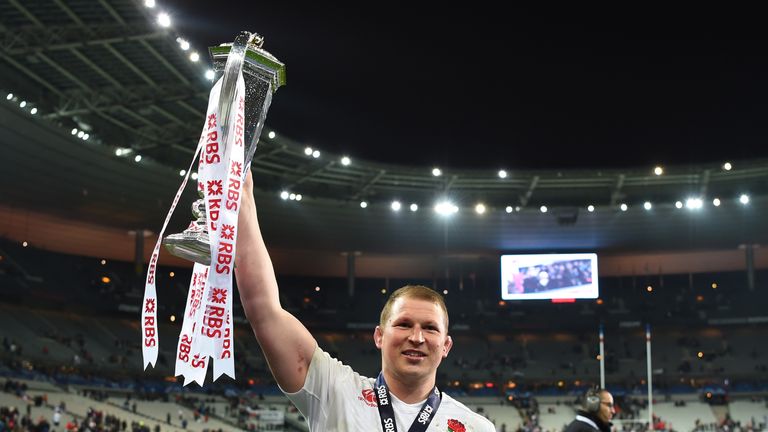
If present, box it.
[442,335,453,358]
[374,325,383,349]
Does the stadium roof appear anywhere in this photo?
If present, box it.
[2,0,768,260]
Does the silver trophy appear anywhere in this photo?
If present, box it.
[163,31,286,264]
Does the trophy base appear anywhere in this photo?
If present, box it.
[163,232,211,265]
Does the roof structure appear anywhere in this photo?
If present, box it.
[2,0,768,261]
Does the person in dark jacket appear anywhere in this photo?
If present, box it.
[564,387,615,432]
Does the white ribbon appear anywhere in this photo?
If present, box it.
[174,263,209,385]
[173,77,225,386]
[141,130,204,369]
[192,72,244,382]
[144,72,244,386]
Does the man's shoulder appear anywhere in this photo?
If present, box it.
[565,416,599,432]
[313,346,375,387]
[440,394,496,430]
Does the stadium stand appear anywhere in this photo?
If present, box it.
[3,1,768,431]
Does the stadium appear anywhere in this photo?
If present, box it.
[1,1,767,431]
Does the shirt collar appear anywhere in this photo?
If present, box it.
[576,414,599,430]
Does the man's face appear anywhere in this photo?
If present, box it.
[597,392,616,424]
[374,297,452,383]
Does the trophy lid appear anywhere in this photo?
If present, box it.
[209,34,286,91]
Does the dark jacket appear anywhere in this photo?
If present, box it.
[564,410,612,432]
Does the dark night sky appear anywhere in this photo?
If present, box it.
[158,3,768,170]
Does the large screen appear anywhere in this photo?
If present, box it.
[500,253,599,300]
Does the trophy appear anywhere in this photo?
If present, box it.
[162,31,286,264]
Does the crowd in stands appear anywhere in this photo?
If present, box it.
[693,414,767,432]
[4,236,768,335]
[3,241,768,431]
[0,406,54,432]
[513,396,541,432]
[3,304,768,399]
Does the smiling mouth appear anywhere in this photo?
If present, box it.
[402,350,427,359]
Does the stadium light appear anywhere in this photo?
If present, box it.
[157,12,171,27]
[435,201,458,216]
[432,167,442,177]
[391,201,401,211]
[740,194,750,205]
[686,198,703,209]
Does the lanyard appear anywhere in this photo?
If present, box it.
[374,372,442,432]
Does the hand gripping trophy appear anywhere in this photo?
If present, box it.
[141,31,284,385]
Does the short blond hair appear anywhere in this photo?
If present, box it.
[379,285,449,329]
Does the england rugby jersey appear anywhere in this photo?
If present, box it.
[284,346,496,432]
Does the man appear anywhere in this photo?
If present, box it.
[235,171,495,431]
[564,388,615,432]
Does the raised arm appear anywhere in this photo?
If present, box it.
[234,170,317,392]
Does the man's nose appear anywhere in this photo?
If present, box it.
[408,327,425,343]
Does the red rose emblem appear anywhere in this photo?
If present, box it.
[447,419,466,432]
[362,389,376,404]
[359,389,377,407]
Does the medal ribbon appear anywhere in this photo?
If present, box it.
[374,372,441,432]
